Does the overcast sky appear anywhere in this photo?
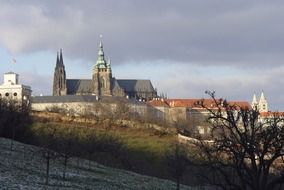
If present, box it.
[0,0,284,110]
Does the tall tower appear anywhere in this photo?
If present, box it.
[251,93,258,110]
[258,91,268,112]
[52,49,67,96]
[92,40,112,96]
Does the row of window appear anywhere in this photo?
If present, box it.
[0,92,18,97]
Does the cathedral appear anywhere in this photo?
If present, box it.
[53,40,157,100]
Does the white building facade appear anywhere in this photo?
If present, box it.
[0,72,32,103]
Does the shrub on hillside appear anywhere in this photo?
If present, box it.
[0,98,31,143]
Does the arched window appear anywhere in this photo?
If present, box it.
[13,92,17,97]
[5,92,9,97]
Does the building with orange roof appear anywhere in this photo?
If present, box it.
[259,111,284,125]
[147,97,251,137]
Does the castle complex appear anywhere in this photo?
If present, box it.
[0,38,277,137]
[53,41,157,100]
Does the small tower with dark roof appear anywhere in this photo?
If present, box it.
[53,49,67,96]
[92,40,112,96]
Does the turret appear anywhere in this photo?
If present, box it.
[107,57,111,69]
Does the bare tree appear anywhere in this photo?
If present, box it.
[54,128,77,180]
[0,98,31,150]
[80,106,95,123]
[82,129,124,168]
[193,91,284,190]
[114,99,130,120]
[83,130,98,169]
[92,101,115,127]
[166,142,189,190]
[35,124,58,185]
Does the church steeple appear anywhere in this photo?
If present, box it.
[258,91,268,113]
[251,93,258,110]
[56,52,60,67]
[92,38,112,96]
[95,40,108,69]
[59,49,64,66]
[53,49,67,96]
[259,91,266,102]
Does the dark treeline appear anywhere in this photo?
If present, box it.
[0,99,32,145]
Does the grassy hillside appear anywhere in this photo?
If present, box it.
[29,121,177,178]
[0,137,202,190]
[27,112,204,187]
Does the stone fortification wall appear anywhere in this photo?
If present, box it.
[31,102,93,113]
[31,96,166,124]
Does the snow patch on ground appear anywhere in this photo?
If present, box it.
[0,138,204,190]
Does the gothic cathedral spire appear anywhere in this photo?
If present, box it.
[56,52,60,67]
[53,49,67,96]
[92,38,112,96]
[94,40,108,70]
[59,48,64,66]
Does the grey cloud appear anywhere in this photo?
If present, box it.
[0,1,284,68]
[1,1,284,110]
[156,65,284,110]
[20,72,52,96]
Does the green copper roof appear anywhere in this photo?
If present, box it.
[95,41,108,69]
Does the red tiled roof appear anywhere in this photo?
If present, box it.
[228,101,251,109]
[260,112,284,117]
[147,98,251,110]
[147,99,170,107]
[165,99,251,109]
[165,99,213,108]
